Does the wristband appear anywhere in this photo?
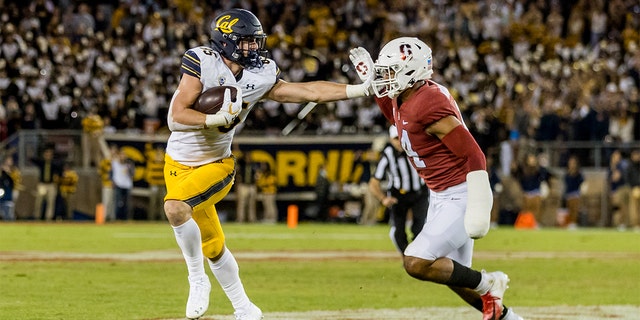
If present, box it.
[205,114,228,128]
[346,84,367,98]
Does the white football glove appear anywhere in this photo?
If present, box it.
[205,86,243,128]
[346,47,374,98]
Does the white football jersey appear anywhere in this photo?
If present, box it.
[166,46,279,166]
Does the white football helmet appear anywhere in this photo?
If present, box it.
[372,37,433,98]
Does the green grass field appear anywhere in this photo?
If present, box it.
[0,222,639,320]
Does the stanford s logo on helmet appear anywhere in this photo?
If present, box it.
[373,37,434,98]
[210,9,268,69]
[399,44,412,60]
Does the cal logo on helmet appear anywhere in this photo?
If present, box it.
[216,15,238,34]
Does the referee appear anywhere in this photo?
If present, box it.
[369,125,429,254]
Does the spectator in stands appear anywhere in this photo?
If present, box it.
[498,161,524,226]
[234,148,258,223]
[145,143,166,220]
[57,161,78,220]
[513,152,552,228]
[3,153,23,211]
[99,145,117,221]
[312,165,331,221]
[588,2,608,48]
[625,149,640,231]
[356,149,380,226]
[318,111,342,135]
[31,144,62,221]
[536,99,562,142]
[629,89,640,141]
[81,107,107,168]
[591,88,614,143]
[486,153,502,229]
[71,3,95,41]
[368,125,428,254]
[255,163,278,224]
[607,99,635,144]
[111,146,134,220]
[0,155,17,220]
[21,100,39,131]
[609,149,630,230]
[562,155,585,230]
[498,130,517,178]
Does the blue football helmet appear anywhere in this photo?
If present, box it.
[210,9,268,69]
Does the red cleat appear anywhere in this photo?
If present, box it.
[481,271,510,320]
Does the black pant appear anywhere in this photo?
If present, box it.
[114,187,132,220]
[389,188,429,253]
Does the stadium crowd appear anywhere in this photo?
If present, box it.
[0,0,639,160]
[0,0,639,229]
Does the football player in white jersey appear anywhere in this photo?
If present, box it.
[163,8,374,320]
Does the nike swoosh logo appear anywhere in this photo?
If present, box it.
[402,120,409,125]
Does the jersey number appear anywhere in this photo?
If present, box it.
[399,129,426,168]
[201,47,215,55]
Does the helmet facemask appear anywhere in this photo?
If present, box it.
[372,37,434,98]
[220,33,267,69]
[372,64,404,98]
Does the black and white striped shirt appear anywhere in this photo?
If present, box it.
[373,144,425,194]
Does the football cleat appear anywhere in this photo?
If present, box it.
[234,303,263,320]
[481,271,510,320]
[186,275,211,319]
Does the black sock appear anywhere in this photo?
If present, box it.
[447,260,482,288]
[500,306,509,319]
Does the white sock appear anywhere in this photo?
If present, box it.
[474,271,492,295]
[208,248,251,313]
[172,218,206,279]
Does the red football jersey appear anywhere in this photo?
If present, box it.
[376,80,472,191]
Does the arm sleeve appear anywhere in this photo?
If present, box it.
[440,125,486,171]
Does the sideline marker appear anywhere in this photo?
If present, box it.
[287,204,298,229]
[95,203,105,225]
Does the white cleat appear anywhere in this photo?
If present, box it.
[186,275,211,319]
[481,271,510,320]
[234,303,263,320]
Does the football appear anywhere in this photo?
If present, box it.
[192,85,239,114]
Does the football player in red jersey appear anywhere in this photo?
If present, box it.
[350,38,523,320]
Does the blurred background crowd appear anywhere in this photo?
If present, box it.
[0,0,639,227]
[0,0,638,151]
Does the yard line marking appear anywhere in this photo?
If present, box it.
[0,250,638,262]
